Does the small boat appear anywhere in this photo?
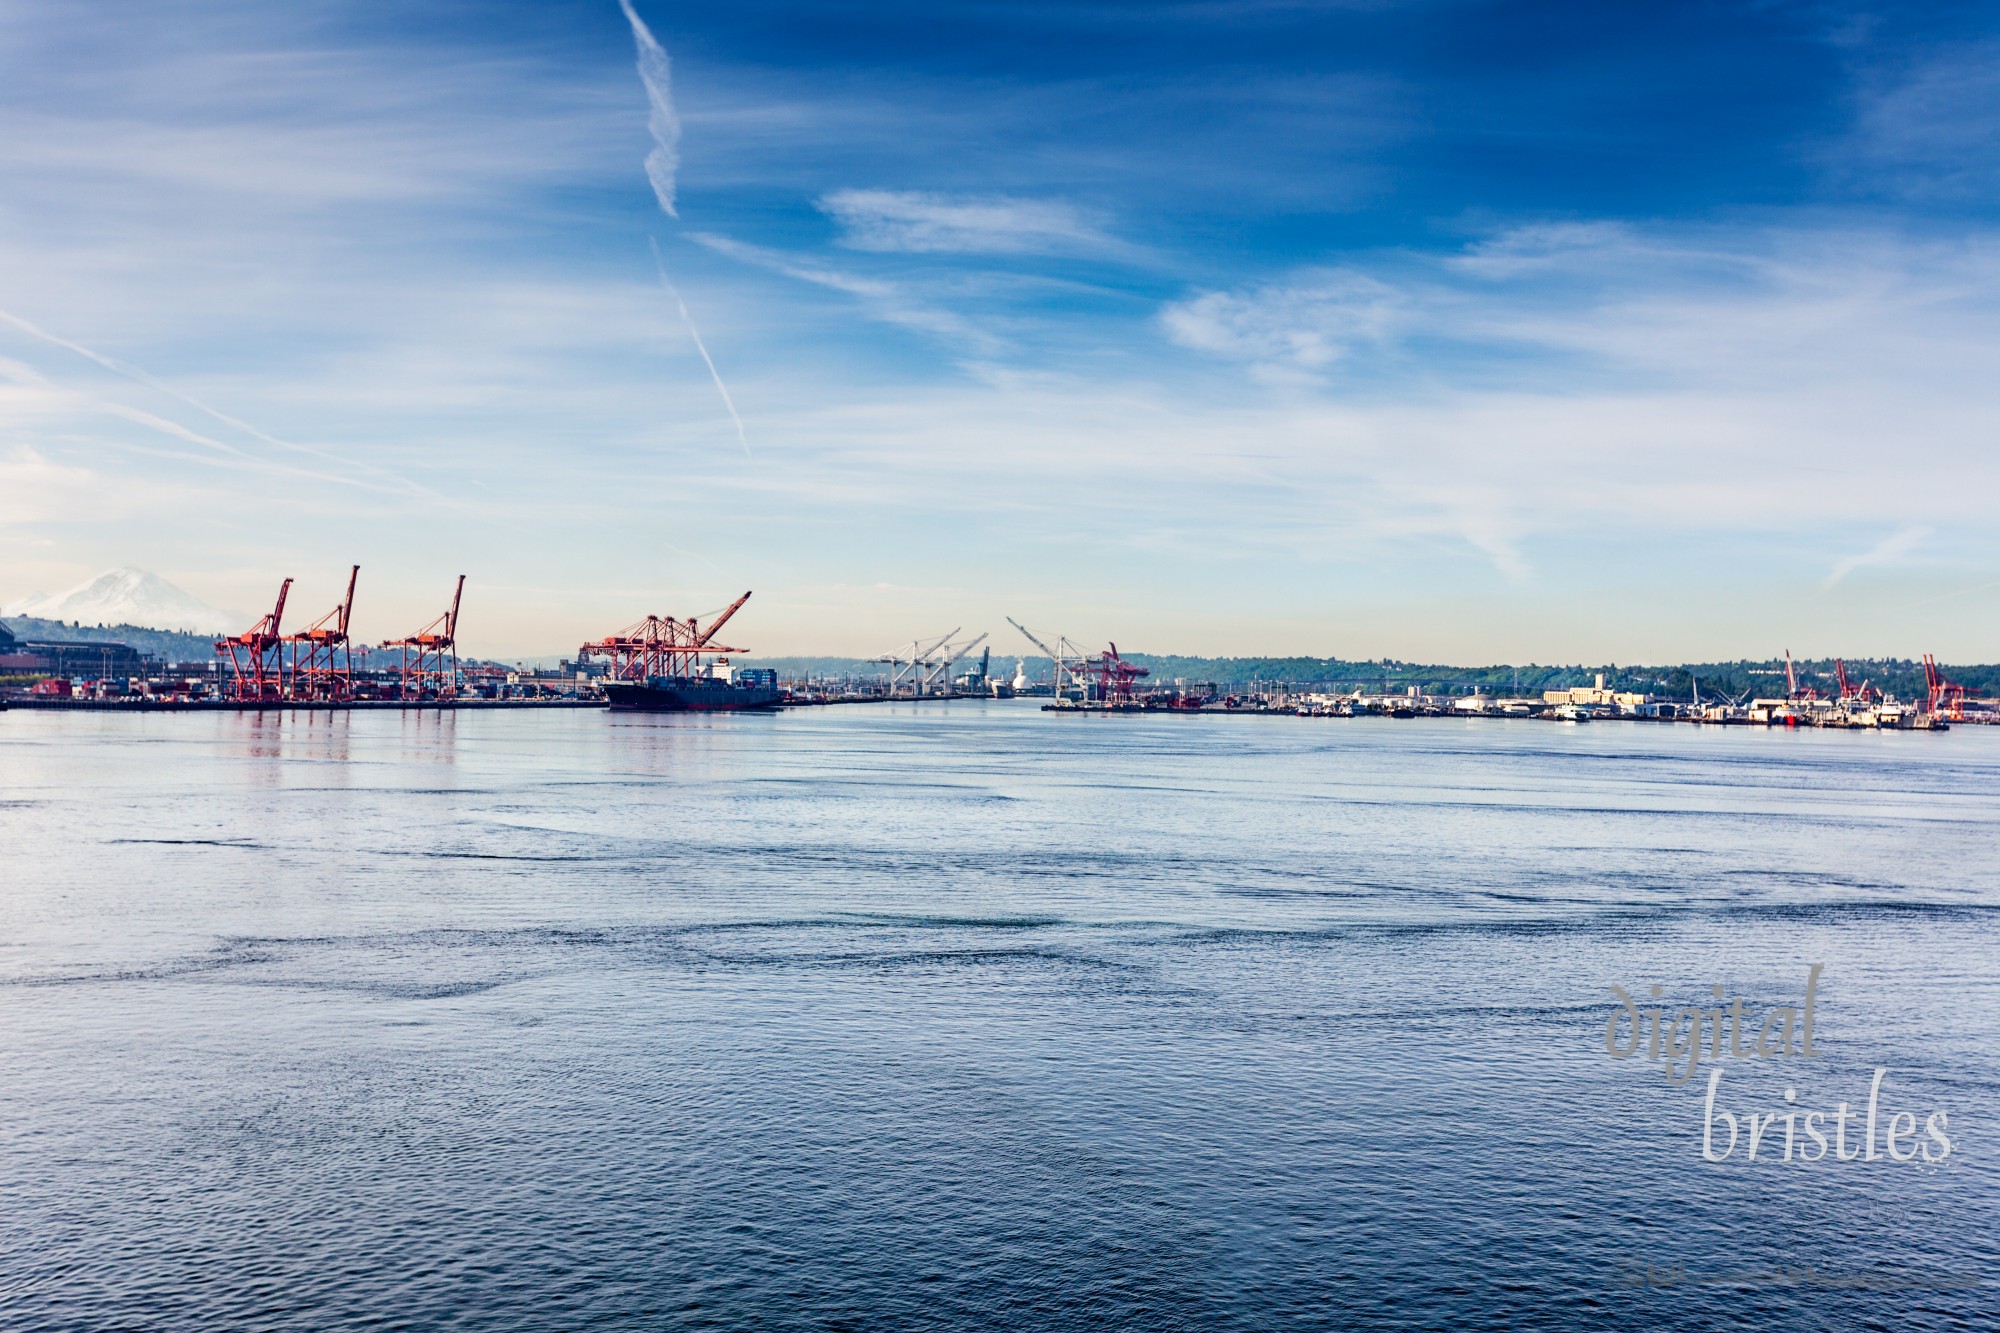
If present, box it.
[1552,703,1591,722]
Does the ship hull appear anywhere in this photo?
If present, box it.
[604,679,782,712]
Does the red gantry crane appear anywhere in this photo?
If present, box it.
[1834,658,1876,704]
[217,578,293,702]
[1923,653,1979,722]
[285,565,360,702]
[1085,642,1150,706]
[385,575,465,701]
[579,591,752,682]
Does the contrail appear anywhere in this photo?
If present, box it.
[616,4,749,458]
[0,307,438,499]
[618,0,681,218]
[652,237,750,458]
[1909,576,2000,609]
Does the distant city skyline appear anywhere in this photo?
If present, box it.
[3,1,1998,660]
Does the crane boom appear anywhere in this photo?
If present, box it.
[337,565,359,636]
[697,591,753,647]
[1007,616,1054,657]
[269,578,292,636]
[939,632,988,672]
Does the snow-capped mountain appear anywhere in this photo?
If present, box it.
[2,568,244,634]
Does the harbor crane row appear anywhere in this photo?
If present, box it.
[876,629,989,696]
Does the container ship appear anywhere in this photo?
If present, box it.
[602,668,781,712]
[578,591,783,713]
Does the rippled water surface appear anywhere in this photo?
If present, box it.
[3,703,1997,1329]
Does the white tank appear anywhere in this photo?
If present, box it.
[1011,659,1029,691]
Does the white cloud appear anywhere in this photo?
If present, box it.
[1161,225,2000,407]
[1160,270,1404,376]
[1822,526,1932,590]
[1447,221,1641,278]
[0,447,102,525]
[818,189,1128,257]
[1846,41,2000,200]
[1,0,1998,657]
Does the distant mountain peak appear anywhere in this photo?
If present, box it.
[2,567,244,634]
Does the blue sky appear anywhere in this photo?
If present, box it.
[2,0,1998,660]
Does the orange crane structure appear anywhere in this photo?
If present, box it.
[385,575,465,701]
[284,565,360,702]
[217,578,293,702]
[578,591,752,682]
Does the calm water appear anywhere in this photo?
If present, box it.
[2,703,1996,1330]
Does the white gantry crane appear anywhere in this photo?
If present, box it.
[877,629,990,697]
[1005,616,1096,702]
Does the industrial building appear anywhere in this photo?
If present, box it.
[0,621,154,681]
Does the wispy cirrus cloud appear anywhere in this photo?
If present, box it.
[1160,270,1404,379]
[1142,223,2000,584]
[1447,222,1650,278]
[1161,223,2000,395]
[0,446,136,526]
[817,189,1133,259]
[0,308,435,497]
[1843,40,2000,202]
